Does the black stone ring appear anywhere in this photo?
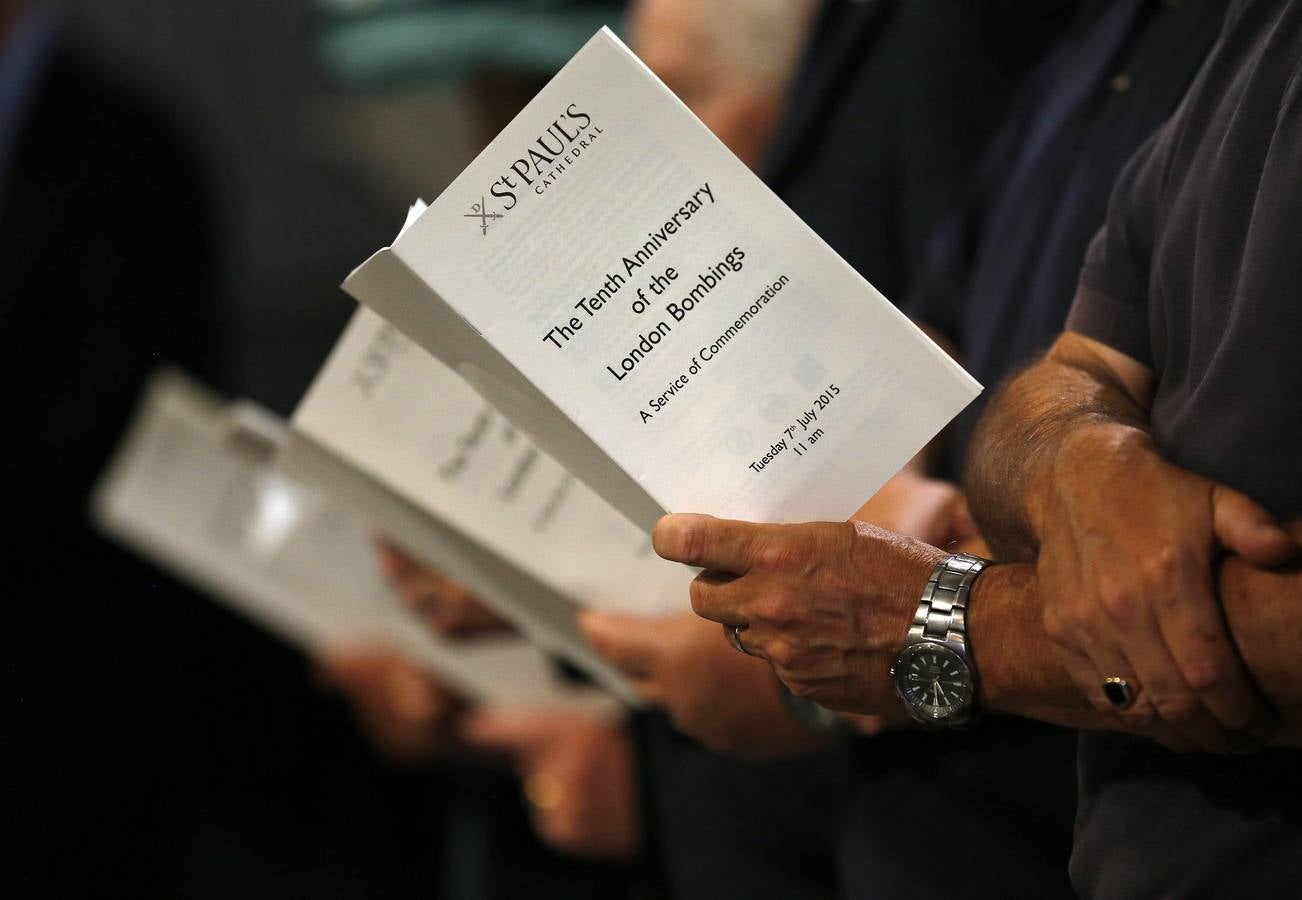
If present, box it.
[1103,676,1136,709]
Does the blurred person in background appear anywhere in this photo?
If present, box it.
[8,0,594,895]
[3,0,220,892]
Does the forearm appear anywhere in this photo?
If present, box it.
[964,339,1149,560]
[971,560,1302,745]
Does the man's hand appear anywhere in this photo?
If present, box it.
[652,514,943,713]
[578,610,830,758]
[316,644,462,764]
[1030,423,1295,751]
[460,710,639,859]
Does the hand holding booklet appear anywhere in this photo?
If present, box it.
[93,371,620,714]
[344,27,980,533]
[95,27,982,710]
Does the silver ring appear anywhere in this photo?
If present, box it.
[726,623,754,656]
[1103,676,1135,709]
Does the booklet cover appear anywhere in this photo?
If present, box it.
[344,27,980,532]
[92,371,620,713]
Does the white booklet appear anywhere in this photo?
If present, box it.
[343,27,980,532]
[92,371,621,714]
[293,304,691,618]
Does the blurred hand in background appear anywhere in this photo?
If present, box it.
[315,541,508,762]
[461,708,640,860]
[375,538,511,636]
[580,610,828,759]
[629,0,816,169]
[851,468,984,554]
[316,644,463,765]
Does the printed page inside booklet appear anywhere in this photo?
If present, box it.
[294,306,692,616]
[345,27,980,531]
[92,371,618,714]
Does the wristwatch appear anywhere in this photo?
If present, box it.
[890,552,988,727]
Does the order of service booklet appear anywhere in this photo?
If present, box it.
[92,371,621,713]
[343,27,981,533]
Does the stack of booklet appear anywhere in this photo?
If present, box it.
[94,28,979,706]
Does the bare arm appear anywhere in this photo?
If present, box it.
[960,331,1295,751]
[972,557,1302,746]
[964,332,1151,561]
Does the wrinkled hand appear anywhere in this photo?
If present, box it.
[1031,425,1297,751]
[852,468,978,549]
[460,710,639,859]
[376,539,509,637]
[579,610,829,758]
[316,644,462,764]
[653,514,943,714]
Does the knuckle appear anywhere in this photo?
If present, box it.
[688,577,710,614]
[1216,704,1256,735]
[679,521,708,566]
[754,537,798,571]
[1136,543,1180,584]
[1181,657,1231,695]
[785,678,816,700]
[765,639,797,669]
[754,591,796,628]
[1095,582,1134,624]
[1042,607,1073,644]
[1116,701,1157,730]
[1151,692,1199,725]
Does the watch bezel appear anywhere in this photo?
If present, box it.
[890,640,974,724]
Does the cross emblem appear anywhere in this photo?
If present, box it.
[464,196,504,236]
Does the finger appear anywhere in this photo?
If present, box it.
[1114,605,1243,754]
[383,662,448,722]
[687,569,750,625]
[652,513,783,572]
[626,673,665,706]
[374,537,420,580]
[458,709,544,756]
[431,583,506,636]
[1066,638,1198,752]
[577,611,662,678]
[1155,570,1276,746]
[1211,484,1298,567]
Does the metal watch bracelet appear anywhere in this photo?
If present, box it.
[909,552,987,650]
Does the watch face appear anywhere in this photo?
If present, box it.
[892,643,973,721]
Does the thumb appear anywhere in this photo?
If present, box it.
[577,611,661,678]
[1211,484,1298,567]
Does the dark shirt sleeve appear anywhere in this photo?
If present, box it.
[1065,126,1169,367]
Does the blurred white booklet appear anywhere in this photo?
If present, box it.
[92,371,621,713]
[293,305,691,617]
[344,27,980,532]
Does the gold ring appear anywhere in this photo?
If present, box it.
[524,772,564,811]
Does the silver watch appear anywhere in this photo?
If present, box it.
[890,553,988,727]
